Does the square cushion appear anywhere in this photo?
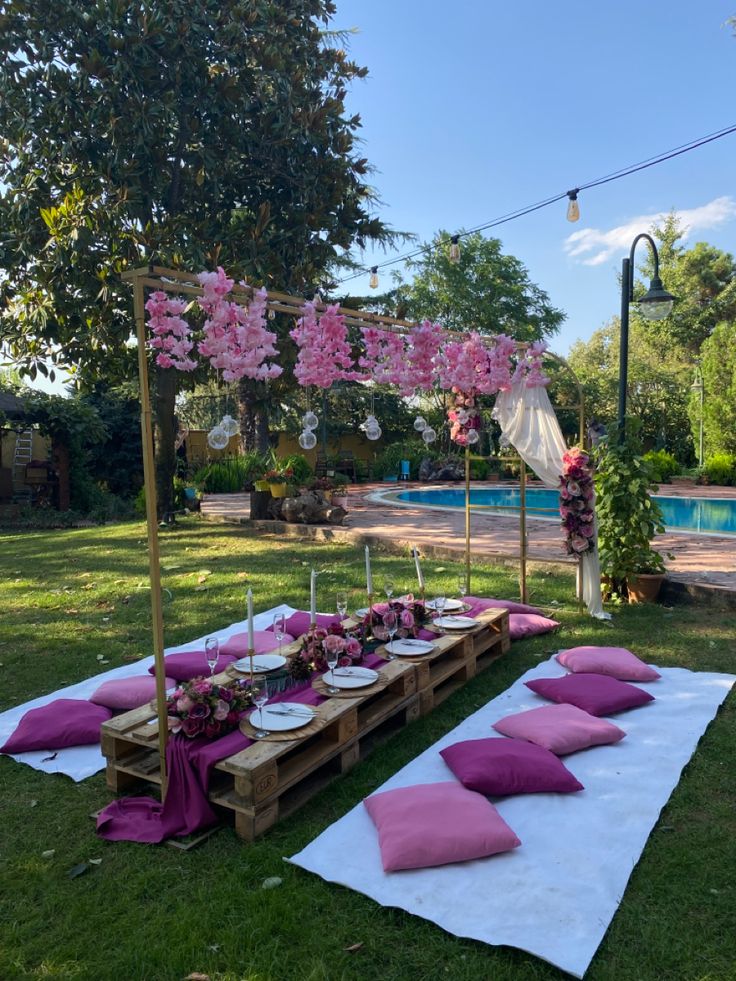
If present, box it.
[463,595,542,615]
[492,703,626,755]
[363,781,521,872]
[220,629,295,657]
[90,675,177,711]
[148,651,238,682]
[525,673,654,716]
[1,699,112,754]
[509,613,560,640]
[440,737,583,795]
[556,645,661,682]
[270,611,340,638]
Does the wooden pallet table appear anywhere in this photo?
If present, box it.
[100,657,418,841]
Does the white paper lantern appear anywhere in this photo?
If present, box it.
[303,411,318,431]
[220,414,239,437]
[422,427,437,444]
[466,428,480,445]
[366,425,382,441]
[413,416,427,432]
[298,429,317,450]
[207,426,229,450]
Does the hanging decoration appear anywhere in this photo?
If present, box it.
[220,414,239,437]
[290,299,362,388]
[512,340,551,387]
[144,292,197,371]
[413,416,427,432]
[559,447,596,555]
[207,425,229,450]
[421,426,437,444]
[360,392,382,441]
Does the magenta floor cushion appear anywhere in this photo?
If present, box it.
[148,651,238,682]
[525,673,655,716]
[220,630,295,656]
[492,703,626,755]
[1,699,112,754]
[440,737,584,795]
[556,646,661,682]
[463,595,543,615]
[276,612,340,637]
[363,781,521,871]
[509,613,560,640]
[90,676,177,711]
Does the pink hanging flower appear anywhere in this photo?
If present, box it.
[291,299,361,388]
[559,448,596,556]
[145,291,198,372]
[512,340,550,388]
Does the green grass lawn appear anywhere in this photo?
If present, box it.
[0,518,734,981]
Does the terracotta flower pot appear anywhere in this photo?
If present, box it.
[627,572,665,604]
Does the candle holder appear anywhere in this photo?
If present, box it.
[366,592,374,631]
[247,647,255,687]
[420,586,426,606]
[309,620,317,633]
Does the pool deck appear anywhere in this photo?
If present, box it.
[201,479,736,600]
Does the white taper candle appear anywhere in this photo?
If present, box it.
[365,545,373,594]
[247,588,254,650]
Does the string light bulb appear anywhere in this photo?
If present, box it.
[369,266,379,289]
[566,189,580,223]
[449,235,461,264]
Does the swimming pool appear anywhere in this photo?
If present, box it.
[394,487,736,536]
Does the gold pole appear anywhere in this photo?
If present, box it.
[132,272,169,798]
[248,648,255,688]
[464,446,471,595]
[519,458,528,604]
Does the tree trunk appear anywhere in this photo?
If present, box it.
[154,366,179,520]
[237,378,271,453]
[52,439,70,511]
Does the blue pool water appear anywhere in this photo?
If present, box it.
[395,487,736,535]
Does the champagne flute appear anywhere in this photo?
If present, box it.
[384,579,395,602]
[383,609,399,660]
[336,591,348,620]
[251,678,270,739]
[272,613,286,656]
[205,637,219,676]
[433,595,447,635]
[325,644,340,694]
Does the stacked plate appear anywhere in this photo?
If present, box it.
[324,667,379,689]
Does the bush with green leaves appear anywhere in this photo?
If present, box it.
[193,453,267,493]
[594,433,667,592]
[278,453,313,486]
[698,453,736,486]
[371,442,441,480]
[643,449,681,484]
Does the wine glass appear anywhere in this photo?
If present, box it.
[205,637,219,676]
[433,595,447,634]
[384,579,395,602]
[272,613,287,656]
[457,577,467,604]
[250,678,271,739]
[336,591,348,620]
[383,609,399,660]
[325,645,340,694]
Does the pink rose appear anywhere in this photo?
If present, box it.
[346,637,362,657]
[189,702,210,719]
[182,717,204,737]
[214,699,230,721]
[176,695,194,713]
[400,609,415,629]
[567,480,581,496]
[571,535,590,553]
[323,634,346,655]
[193,680,212,695]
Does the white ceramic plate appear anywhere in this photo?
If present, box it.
[385,638,435,656]
[434,615,477,630]
[252,702,315,732]
[426,598,464,612]
[233,653,287,673]
[355,607,370,619]
[324,667,379,689]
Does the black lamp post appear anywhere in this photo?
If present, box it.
[618,233,676,436]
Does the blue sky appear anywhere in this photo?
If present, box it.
[334,0,736,354]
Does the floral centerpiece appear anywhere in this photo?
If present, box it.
[166,677,253,739]
[264,466,294,483]
[447,389,483,447]
[365,596,432,641]
[559,447,596,555]
[286,624,363,681]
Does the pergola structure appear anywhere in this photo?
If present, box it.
[122,264,585,791]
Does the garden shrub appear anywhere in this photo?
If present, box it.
[643,449,681,484]
[193,452,266,493]
[699,453,736,486]
[372,442,440,479]
[279,453,313,486]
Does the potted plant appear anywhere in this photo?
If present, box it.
[264,465,294,498]
[593,430,669,603]
[330,473,349,508]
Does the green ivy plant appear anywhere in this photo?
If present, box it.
[593,429,667,594]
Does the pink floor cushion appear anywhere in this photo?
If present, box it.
[440,737,583,795]
[463,595,543,615]
[556,646,661,682]
[148,651,238,682]
[525,673,655,716]
[1,699,112,754]
[509,613,560,640]
[220,630,295,657]
[90,676,178,711]
[272,612,340,638]
[363,781,521,872]
[492,703,626,755]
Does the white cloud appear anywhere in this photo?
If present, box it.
[563,196,736,266]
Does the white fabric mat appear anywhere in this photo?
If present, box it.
[0,604,296,781]
[289,655,734,978]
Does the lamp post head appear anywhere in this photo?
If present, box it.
[636,274,676,321]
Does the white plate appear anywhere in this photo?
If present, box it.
[434,615,478,630]
[426,598,464,612]
[324,667,379,689]
[355,608,370,619]
[252,702,316,732]
[385,638,435,656]
[233,653,287,673]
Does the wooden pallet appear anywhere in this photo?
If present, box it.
[100,658,418,841]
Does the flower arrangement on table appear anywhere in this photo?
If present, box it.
[559,447,596,555]
[365,597,432,641]
[286,624,363,681]
[166,677,254,739]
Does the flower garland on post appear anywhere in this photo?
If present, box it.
[144,292,198,371]
[559,447,596,555]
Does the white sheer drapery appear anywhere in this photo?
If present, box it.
[494,383,608,619]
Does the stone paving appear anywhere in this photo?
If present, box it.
[201,479,736,595]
